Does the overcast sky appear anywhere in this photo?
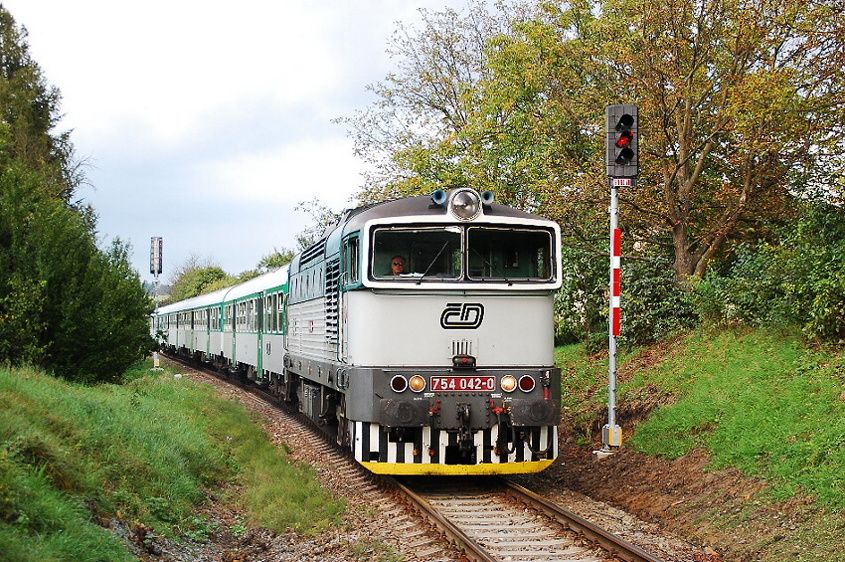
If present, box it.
[5,0,468,284]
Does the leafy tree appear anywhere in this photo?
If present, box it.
[0,7,83,204]
[257,247,295,272]
[0,164,152,382]
[166,255,234,303]
[294,198,340,250]
[339,1,521,203]
[347,0,845,281]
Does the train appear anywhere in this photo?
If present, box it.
[153,188,562,475]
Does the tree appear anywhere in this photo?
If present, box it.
[347,0,845,279]
[339,1,522,202]
[166,255,234,303]
[0,7,83,204]
[256,247,295,272]
[0,164,152,382]
[294,198,341,250]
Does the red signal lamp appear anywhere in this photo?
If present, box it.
[615,130,634,148]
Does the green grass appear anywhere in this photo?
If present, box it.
[0,360,344,561]
[557,328,845,509]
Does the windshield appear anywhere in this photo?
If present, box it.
[372,226,462,281]
[467,227,552,281]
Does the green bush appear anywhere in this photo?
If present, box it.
[555,246,606,344]
[620,253,697,346]
[693,203,845,341]
[556,245,697,348]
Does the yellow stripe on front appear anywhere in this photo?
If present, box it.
[360,459,555,476]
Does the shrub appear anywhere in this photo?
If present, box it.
[693,203,845,341]
[556,245,698,348]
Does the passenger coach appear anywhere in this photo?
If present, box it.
[154,188,562,475]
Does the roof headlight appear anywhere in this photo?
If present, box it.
[501,374,517,393]
[450,189,481,221]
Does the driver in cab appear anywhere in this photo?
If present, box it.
[390,255,405,276]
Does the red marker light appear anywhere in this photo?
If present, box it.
[615,130,634,148]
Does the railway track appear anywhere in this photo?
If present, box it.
[394,477,665,562]
[163,353,666,562]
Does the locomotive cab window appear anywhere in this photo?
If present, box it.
[371,226,461,281]
[467,227,553,282]
[343,236,360,284]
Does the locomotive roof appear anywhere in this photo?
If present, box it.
[289,192,557,274]
[340,195,547,233]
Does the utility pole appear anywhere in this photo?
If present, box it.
[596,104,639,458]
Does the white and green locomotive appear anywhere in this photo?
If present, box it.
[154,188,562,475]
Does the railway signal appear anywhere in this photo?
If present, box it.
[150,236,163,370]
[597,105,639,458]
[605,104,639,178]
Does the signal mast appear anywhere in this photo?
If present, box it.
[596,104,638,457]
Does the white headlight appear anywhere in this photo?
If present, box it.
[501,375,517,393]
[450,189,481,221]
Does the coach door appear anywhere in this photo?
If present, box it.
[256,295,264,381]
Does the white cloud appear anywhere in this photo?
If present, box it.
[202,137,364,208]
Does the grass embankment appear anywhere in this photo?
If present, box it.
[558,328,845,509]
[557,328,845,560]
[0,361,344,562]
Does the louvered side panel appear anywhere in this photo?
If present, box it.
[324,259,340,351]
[287,297,331,360]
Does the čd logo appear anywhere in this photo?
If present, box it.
[440,303,484,329]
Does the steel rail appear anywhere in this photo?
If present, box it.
[388,479,498,562]
[501,479,666,562]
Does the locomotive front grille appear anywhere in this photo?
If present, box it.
[451,338,475,357]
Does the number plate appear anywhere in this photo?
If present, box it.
[430,376,496,392]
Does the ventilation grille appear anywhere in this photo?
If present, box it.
[300,239,326,267]
[451,339,474,356]
[325,258,341,344]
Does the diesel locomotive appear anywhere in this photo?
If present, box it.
[154,188,562,475]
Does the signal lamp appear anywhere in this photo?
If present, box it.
[518,375,536,393]
[615,130,633,148]
[501,374,517,393]
[409,374,426,393]
[390,375,408,393]
[605,105,639,178]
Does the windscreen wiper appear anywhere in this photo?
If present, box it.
[417,241,451,285]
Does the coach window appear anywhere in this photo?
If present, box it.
[371,226,462,281]
[250,299,256,332]
[276,293,287,334]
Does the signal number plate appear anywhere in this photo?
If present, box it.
[431,376,496,392]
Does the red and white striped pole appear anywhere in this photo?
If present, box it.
[602,177,630,451]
